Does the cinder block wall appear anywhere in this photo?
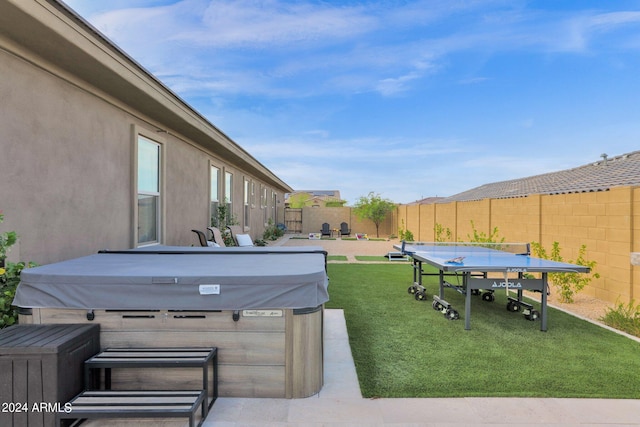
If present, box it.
[299,207,393,238]
[633,188,640,301]
[397,186,639,305]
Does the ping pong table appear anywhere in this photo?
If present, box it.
[394,242,591,331]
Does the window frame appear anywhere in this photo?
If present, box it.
[133,130,165,247]
[262,186,268,225]
[224,170,233,224]
[271,191,278,224]
[243,178,250,229]
[210,164,221,227]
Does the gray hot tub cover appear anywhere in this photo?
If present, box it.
[14,247,329,310]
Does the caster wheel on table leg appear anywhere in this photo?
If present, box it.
[444,308,459,320]
[525,310,540,321]
[415,291,427,301]
[482,292,495,302]
[507,301,521,312]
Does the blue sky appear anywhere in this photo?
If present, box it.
[63,0,640,204]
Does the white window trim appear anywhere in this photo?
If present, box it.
[224,170,233,224]
[132,125,166,247]
[272,191,277,224]
[210,162,221,226]
[243,178,250,230]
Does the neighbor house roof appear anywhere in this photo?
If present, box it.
[435,151,640,203]
[286,190,342,198]
[407,197,446,205]
[284,190,342,203]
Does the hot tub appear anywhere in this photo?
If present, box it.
[14,246,328,398]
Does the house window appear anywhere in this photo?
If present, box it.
[252,182,256,205]
[137,136,161,245]
[225,171,233,223]
[262,187,268,225]
[210,165,220,226]
[244,179,250,227]
[272,191,277,223]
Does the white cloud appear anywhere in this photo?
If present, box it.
[193,0,376,47]
[375,71,424,96]
[588,11,640,31]
[62,0,640,204]
[458,76,490,85]
[69,1,640,102]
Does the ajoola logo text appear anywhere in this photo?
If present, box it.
[491,281,522,288]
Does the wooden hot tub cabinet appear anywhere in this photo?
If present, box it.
[19,305,323,398]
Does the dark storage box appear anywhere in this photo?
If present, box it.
[0,323,100,427]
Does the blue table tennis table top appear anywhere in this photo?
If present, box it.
[395,242,591,273]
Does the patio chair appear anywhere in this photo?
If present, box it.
[206,227,226,247]
[340,222,351,236]
[226,225,244,246]
[191,229,209,247]
[321,223,331,237]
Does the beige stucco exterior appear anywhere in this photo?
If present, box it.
[0,0,291,265]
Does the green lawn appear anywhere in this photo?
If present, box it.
[325,263,640,398]
[354,255,387,262]
[354,255,409,262]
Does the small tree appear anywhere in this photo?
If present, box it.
[287,192,311,208]
[353,192,396,238]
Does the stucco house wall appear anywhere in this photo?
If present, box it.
[0,0,290,265]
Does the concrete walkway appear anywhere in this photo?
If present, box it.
[203,309,640,426]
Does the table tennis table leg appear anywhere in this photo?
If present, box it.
[541,272,548,332]
[464,273,471,330]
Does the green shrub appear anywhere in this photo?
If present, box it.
[434,223,452,242]
[0,217,17,261]
[1,212,37,328]
[0,261,36,328]
[433,220,502,244]
[398,219,414,242]
[262,218,284,241]
[531,242,600,303]
[600,300,640,337]
[466,220,504,244]
[210,202,239,246]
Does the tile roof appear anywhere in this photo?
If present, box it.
[406,197,446,205]
[434,151,640,203]
[286,190,341,198]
